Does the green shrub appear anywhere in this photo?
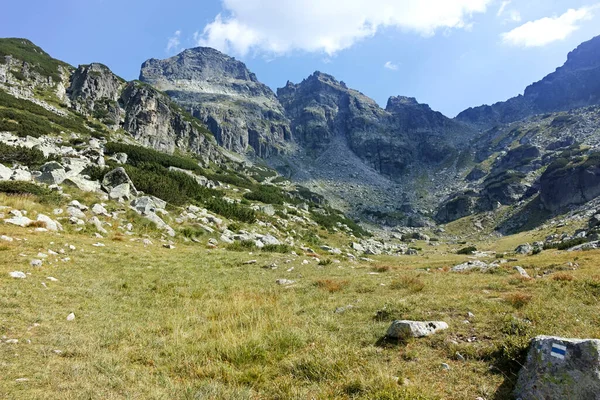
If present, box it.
[244,185,292,205]
[226,240,256,252]
[311,208,370,237]
[0,181,61,204]
[457,246,477,255]
[0,38,71,81]
[262,244,292,253]
[0,142,56,167]
[105,142,203,173]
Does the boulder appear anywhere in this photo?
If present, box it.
[0,163,11,180]
[91,204,108,215]
[35,161,67,185]
[62,176,102,193]
[10,169,32,181]
[451,260,491,272]
[102,167,138,196]
[109,183,134,201]
[262,234,281,246]
[89,216,108,234]
[9,271,27,279]
[36,214,63,232]
[67,206,86,219]
[144,212,175,237]
[515,243,533,254]
[386,320,449,339]
[131,196,166,214]
[4,216,33,227]
[514,336,600,399]
[514,266,531,279]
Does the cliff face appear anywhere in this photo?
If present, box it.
[139,47,291,158]
[456,35,600,130]
[278,72,473,177]
[120,82,220,165]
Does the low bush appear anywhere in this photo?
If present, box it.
[0,142,56,167]
[457,246,477,255]
[0,181,61,204]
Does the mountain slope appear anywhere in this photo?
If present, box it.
[456,35,600,130]
[139,48,291,158]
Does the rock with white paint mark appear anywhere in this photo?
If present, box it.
[9,271,27,279]
[514,336,600,399]
[386,320,449,339]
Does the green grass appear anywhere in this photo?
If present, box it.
[1,220,599,399]
[0,38,71,81]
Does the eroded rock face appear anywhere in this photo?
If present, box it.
[120,82,221,164]
[68,63,124,127]
[277,72,473,177]
[515,336,600,400]
[139,47,291,157]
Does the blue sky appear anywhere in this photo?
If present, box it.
[2,0,599,116]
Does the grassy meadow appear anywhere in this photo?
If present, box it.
[0,191,599,399]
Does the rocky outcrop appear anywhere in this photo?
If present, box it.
[457,35,600,129]
[139,47,291,157]
[120,81,221,164]
[277,72,473,177]
[540,152,600,212]
[67,63,125,128]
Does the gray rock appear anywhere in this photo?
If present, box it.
[35,161,67,185]
[262,234,281,246]
[0,163,11,180]
[67,206,86,220]
[9,271,26,279]
[112,153,128,164]
[36,214,62,232]
[144,212,175,237]
[91,203,108,215]
[4,216,33,227]
[89,216,107,234]
[514,335,600,400]
[10,168,32,182]
[30,259,42,267]
[451,260,490,272]
[131,196,165,214]
[109,183,134,201]
[68,200,88,211]
[351,242,365,253]
[515,243,533,255]
[102,167,138,197]
[62,176,101,193]
[275,279,295,286]
[220,234,234,244]
[386,320,449,339]
[514,266,531,279]
[140,48,290,158]
[261,205,276,216]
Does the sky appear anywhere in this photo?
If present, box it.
[2,0,599,117]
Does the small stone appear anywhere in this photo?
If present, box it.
[15,378,29,382]
[47,277,59,282]
[162,244,175,249]
[243,260,257,265]
[5,339,18,344]
[441,363,450,370]
[514,266,531,279]
[386,320,449,339]
[92,243,105,247]
[30,259,43,268]
[66,313,75,321]
[276,279,295,286]
[1,235,14,242]
[9,271,27,279]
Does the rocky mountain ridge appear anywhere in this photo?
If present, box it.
[139,47,291,158]
[456,35,600,130]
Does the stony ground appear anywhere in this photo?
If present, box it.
[2,209,600,400]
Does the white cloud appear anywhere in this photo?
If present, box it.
[197,0,492,56]
[507,10,521,23]
[497,0,511,16]
[502,5,598,47]
[384,61,399,70]
[166,30,182,53]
